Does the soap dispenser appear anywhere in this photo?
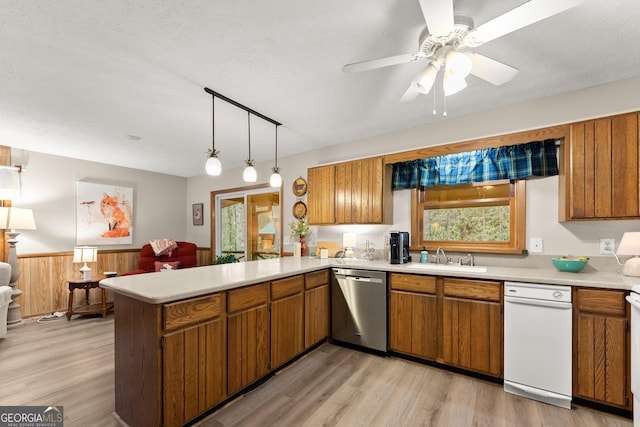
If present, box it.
[420,247,429,263]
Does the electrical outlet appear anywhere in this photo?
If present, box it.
[600,238,615,254]
[283,236,290,245]
[529,238,543,253]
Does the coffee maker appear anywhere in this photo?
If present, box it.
[389,231,410,264]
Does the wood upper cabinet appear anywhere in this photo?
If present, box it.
[270,275,305,369]
[307,164,335,225]
[389,273,438,360]
[162,294,227,427]
[227,283,270,396]
[304,270,330,349]
[441,278,503,377]
[308,156,392,225]
[560,112,640,221]
[574,287,630,409]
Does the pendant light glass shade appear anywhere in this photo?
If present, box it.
[206,155,222,176]
[414,63,439,94]
[243,112,257,182]
[270,167,282,187]
[206,96,222,176]
[270,125,282,187]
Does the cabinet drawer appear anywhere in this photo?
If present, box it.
[164,293,223,331]
[228,282,269,313]
[390,273,436,294]
[575,288,627,316]
[305,269,329,290]
[271,275,304,300]
[444,278,501,302]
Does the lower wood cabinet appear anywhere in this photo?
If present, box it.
[442,278,502,377]
[389,274,503,378]
[574,287,631,409]
[271,275,305,369]
[163,318,226,427]
[304,270,330,348]
[227,282,270,396]
[389,274,437,360]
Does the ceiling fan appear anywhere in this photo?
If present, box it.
[342,0,584,103]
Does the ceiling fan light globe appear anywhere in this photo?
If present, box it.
[414,64,439,94]
[445,51,472,79]
[205,156,222,176]
[443,75,467,96]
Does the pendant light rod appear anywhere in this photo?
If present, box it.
[204,87,282,127]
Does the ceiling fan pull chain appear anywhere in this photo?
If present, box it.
[443,92,447,117]
[432,85,437,115]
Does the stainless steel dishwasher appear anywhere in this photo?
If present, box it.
[331,268,387,352]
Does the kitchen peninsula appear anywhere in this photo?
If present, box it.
[100,257,639,427]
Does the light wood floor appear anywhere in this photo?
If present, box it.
[0,315,633,427]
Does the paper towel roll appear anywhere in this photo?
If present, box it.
[293,242,302,257]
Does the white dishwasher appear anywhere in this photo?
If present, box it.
[504,281,573,409]
[626,286,640,427]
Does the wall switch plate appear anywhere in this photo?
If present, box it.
[600,238,615,254]
[283,236,290,245]
[529,238,543,253]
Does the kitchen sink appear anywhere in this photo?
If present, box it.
[405,263,488,273]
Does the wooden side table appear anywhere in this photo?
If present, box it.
[66,275,114,320]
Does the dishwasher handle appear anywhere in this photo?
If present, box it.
[335,275,382,283]
[505,295,572,309]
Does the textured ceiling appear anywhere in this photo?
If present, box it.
[1,0,640,177]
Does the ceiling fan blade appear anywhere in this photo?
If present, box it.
[342,52,425,74]
[465,0,584,46]
[419,0,454,37]
[399,84,420,103]
[467,53,518,86]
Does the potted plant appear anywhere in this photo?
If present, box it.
[289,218,310,256]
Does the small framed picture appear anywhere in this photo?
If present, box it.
[192,203,204,226]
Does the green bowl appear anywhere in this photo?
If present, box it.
[552,257,589,272]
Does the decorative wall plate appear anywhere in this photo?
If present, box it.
[292,201,307,219]
[292,177,307,197]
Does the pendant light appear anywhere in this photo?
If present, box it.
[205,96,222,176]
[243,111,257,182]
[269,124,282,187]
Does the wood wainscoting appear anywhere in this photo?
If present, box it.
[14,247,212,318]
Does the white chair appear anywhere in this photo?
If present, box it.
[0,262,11,337]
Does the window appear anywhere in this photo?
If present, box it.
[412,180,526,254]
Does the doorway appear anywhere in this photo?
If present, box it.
[211,184,282,262]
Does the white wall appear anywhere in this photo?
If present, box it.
[14,151,186,253]
[186,76,640,257]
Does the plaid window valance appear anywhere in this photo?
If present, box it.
[391,139,559,190]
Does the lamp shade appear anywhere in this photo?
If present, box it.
[243,164,257,182]
[0,207,36,230]
[73,246,98,263]
[617,232,640,277]
[343,233,357,248]
[206,156,222,176]
[617,232,640,255]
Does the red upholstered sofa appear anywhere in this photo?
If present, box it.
[120,241,198,276]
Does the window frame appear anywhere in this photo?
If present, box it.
[411,180,526,254]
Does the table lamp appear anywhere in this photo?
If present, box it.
[73,246,98,280]
[343,233,357,258]
[616,232,640,277]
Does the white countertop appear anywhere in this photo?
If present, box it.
[99,257,640,304]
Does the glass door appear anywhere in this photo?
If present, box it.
[214,186,281,262]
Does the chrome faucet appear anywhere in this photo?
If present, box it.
[436,247,450,264]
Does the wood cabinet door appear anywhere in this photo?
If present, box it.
[335,157,386,224]
[227,304,270,396]
[442,297,502,377]
[565,113,639,220]
[307,165,335,225]
[271,293,304,369]
[389,290,437,360]
[163,318,226,427]
[575,312,628,408]
[305,284,330,349]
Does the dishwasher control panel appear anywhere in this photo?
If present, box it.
[504,281,571,303]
